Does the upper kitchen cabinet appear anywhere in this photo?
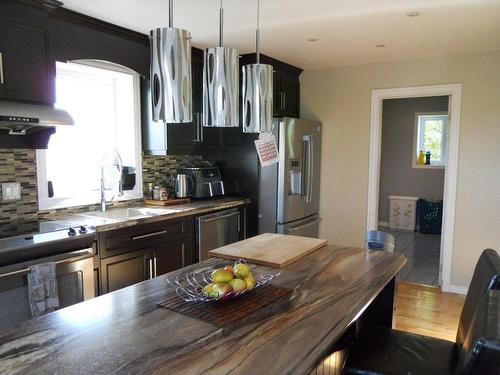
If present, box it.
[142,47,223,155]
[0,15,53,104]
[240,53,302,119]
[47,9,149,77]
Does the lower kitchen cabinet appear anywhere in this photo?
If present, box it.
[100,248,150,293]
[152,238,186,277]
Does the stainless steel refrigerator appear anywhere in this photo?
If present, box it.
[258,118,322,237]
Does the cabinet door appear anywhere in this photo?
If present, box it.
[100,249,151,293]
[280,71,300,118]
[0,20,52,104]
[153,238,186,277]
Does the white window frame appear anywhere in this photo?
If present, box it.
[37,60,143,210]
[412,111,448,169]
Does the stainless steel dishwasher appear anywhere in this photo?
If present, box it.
[196,208,242,261]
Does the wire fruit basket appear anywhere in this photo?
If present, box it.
[166,259,281,302]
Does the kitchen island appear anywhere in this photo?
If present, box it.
[0,244,405,374]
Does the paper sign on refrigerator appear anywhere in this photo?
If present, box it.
[254,133,279,167]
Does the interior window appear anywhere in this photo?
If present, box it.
[37,60,143,210]
[415,113,448,167]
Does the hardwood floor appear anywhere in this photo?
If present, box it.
[395,281,465,341]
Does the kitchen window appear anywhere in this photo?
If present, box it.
[413,112,448,168]
[37,60,143,210]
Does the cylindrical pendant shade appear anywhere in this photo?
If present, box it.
[150,27,192,123]
[242,63,273,133]
[203,47,239,127]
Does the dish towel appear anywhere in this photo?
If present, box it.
[27,262,59,318]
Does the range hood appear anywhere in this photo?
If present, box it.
[0,99,74,135]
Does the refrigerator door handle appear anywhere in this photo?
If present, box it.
[302,135,314,203]
[287,217,321,232]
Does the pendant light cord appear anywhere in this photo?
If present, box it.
[169,0,173,28]
[256,0,260,63]
[219,0,224,47]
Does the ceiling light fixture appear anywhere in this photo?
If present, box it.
[406,11,420,17]
[375,44,386,48]
[203,0,240,128]
[307,38,319,42]
[242,0,273,134]
[150,0,192,123]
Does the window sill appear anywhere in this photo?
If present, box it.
[412,164,446,170]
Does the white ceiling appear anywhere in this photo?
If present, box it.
[61,0,500,70]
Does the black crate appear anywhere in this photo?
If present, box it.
[418,199,443,234]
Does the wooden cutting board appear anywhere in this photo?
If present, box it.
[144,198,190,206]
[208,233,328,268]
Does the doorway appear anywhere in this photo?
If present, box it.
[379,96,448,286]
[366,84,462,293]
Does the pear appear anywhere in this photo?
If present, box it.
[211,268,233,283]
[203,282,217,297]
[212,283,233,300]
[244,272,256,290]
[233,263,250,278]
[229,278,247,292]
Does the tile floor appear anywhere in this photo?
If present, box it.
[380,227,441,286]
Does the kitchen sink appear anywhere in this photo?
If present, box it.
[78,207,182,221]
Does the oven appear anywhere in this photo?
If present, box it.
[0,245,95,332]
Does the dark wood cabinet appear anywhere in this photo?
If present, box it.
[275,70,300,117]
[240,53,302,119]
[97,217,194,294]
[0,20,53,104]
[100,248,150,293]
[153,238,186,277]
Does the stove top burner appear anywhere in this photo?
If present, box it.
[0,221,96,253]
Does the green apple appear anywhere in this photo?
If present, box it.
[211,268,233,283]
[229,278,247,292]
[233,263,250,278]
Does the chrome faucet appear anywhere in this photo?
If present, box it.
[100,151,124,212]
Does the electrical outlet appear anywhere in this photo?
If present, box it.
[2,183,22,201]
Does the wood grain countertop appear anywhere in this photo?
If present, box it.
[0,245,406,375]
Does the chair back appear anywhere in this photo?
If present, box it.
[456,249,500,348]
[365,230,395,252]
[455,289,500,375]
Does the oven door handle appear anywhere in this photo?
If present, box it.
[0,248,94,279]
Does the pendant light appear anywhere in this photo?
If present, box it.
[150,0,192,123]
[242,0,273,133]
[203,0,240,127]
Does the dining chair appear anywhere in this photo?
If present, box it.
[342,248,500,375]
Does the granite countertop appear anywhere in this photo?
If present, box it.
[0,245,406,375]
[51,197,250,233]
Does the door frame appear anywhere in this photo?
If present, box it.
[366,84,463,293]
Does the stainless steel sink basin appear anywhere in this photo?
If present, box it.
[78,207,181,221]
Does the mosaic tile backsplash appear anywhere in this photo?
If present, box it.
[0,149,38,237]
[0,149,202,237]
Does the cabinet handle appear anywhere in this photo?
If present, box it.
[0,53,4,84]
[181,243,185,267]
[194,113,203,143]
[147,258,154,279]
[282,92,286,110]
[131,230,168,240]
[153,256,158,278]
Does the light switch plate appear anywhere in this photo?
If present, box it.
[2,182,22,201]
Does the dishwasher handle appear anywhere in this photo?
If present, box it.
[198,211,239,224]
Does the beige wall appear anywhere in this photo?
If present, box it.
[300,50,500,289]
